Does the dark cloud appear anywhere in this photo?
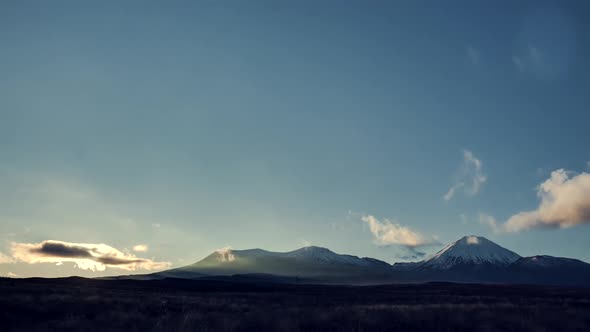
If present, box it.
[395,249,427,261]
[95,256,146,265]
[30,242,93,259]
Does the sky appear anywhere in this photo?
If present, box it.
[1,0,589,277]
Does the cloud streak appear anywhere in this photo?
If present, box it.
[11,240,170,271]
[361,215,438,249]
[484,169,590,233]
[444,150,486,201]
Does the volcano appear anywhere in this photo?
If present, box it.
[123,236,590,286]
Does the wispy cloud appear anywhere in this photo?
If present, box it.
[444,150,486,201]
[467,46,480,65]
[132,244,148,252]
[483,169,590,233]
[361,215,438,250]
[443,183,464,202]
[11,240,170,271]
[512,55,525,72]
[479,213,501,234]
[511,45,551,76]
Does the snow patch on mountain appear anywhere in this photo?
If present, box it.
[422,236,521,269]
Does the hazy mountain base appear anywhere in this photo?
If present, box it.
[1,277,589,332]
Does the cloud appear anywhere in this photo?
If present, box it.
[484,169,590,233]
[443,183,464,201]
[215,246,235,262]
[395,248,427,260]
[11,240,170,271]
[467,46,480,65]
[479,213,501,234]
[132,244,148,252]
[512,55,525,72]
[0,252,15,264]
[7,272,18,277]
[361,215,438,249]
[444,150,486,201]
[512,46,542,74]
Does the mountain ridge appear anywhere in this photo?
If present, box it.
[141,236,590,286]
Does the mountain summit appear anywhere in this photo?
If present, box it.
[421,236,521,269]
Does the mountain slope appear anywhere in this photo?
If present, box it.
[507,255,590,285]
[420,236,521,270]
[156,246,394,283]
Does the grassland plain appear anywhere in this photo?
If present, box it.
[1,277,589,331]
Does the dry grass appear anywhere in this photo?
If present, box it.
[1,278,589,331]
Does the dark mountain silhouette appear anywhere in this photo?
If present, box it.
[118,236,590,286]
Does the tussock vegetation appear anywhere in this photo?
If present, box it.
[1,278,589,331]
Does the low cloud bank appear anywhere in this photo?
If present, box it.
[11,240,170,271]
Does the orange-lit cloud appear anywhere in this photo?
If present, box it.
[484,169,590,233]
[132,244,148,252]
[11,240,170,272]
[0,252,15,264]
[361,215,438,248]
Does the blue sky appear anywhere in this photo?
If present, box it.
[1,1,589,277]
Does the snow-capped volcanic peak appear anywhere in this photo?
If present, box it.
[423,236,521,269]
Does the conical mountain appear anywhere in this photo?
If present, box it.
[420,236,521,270]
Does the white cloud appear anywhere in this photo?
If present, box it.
[361,215,437,248]
[483,169,590,233]
[443,183,464,201]
[215,246,235,262]
[11,240,170,272]
[7,272,18,277]
[444,150,486,201]
[0,252,15,264]
[132,244,148,252]
[479,213,501,233]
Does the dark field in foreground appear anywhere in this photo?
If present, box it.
[1,278,589,332]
